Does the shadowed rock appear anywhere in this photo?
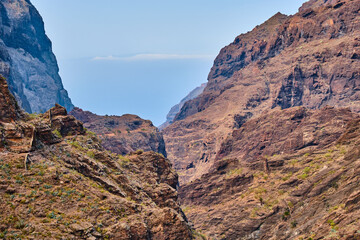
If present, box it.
[0,0,73,113]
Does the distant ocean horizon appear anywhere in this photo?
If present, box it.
[58,57,212,126]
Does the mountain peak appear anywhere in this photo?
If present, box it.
[0,0,73,113]
[299,0,344,11]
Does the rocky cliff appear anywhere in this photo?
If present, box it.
[180,107,360,239]
[0,0,73,113]
[160,0,360,238]
[163,0,360,183]
[0,75,24,122]
[159,83,207,130]
[0,79,193,239]
[70,108,167,157]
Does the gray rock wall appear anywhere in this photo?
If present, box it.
[0,0,73,113]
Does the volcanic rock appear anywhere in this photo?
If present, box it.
[159,83,207,130]
[0,75,24,122]
[0,0,73,113]
[179,107,360,239]
[70,107,167,157]
[0,79,192,239]
[163,0,360,184]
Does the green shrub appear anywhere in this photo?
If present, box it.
[86,150,96,159]
[226,168,243,178]
[70,141,84,151]
[52,129,62,138]
[304,167,311,174]
[327,219,336,227]
[299,173,308,180]
[86,130,96,137]
[15,219,26,229]
[47,211,57,219]
[44,184,52,189]
[135,149,144,155]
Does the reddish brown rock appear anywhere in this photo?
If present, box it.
[0,80,192,239]
[217,106,357,165]
[163,0,360,184]
[48,104,85,138]
[70,107,167,157]
[0,75,24,123]
[179,108,360,239]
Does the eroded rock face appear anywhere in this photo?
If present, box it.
[0,75,24,122]
[217,106,357,164]
[179,107,360,239]
[159,83,207,130]
[163,0,360,183]
[0,0,73,113]
[70,107,167,157]
[0,81,191,239]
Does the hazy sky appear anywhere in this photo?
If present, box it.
[31,0,307,126]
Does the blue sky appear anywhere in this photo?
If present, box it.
[31,0,307,126]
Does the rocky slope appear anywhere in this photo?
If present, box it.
[70,107,167,157]
[159,83,207,130]
[163,0,360,183]
[180,106,360,239]
[0,0,73,113]
[0,77,193,239]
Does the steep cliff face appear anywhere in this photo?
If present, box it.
[163,0,360,183]
[0,75,24,122]
[0,0,73,113]
[180,107,360,239]
[0,80,192,239]
[159,83,207,130]
[70,108,167,157]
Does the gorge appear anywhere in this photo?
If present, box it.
[1,0,360,239]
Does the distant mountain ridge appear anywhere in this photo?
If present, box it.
[159,83,207,129]
[0,0,73,113]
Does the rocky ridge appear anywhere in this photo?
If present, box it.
[163,0,360,183]
[0,0,73,113]
[0,78,193,239]
[70,107,167,157]
[180,106,360,239]
[159,83,207,130]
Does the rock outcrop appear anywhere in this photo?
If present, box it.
[163,0,360,183]
[180,107,360,239]
[70,107,167,157]
[0,0,73,113]
[159,83,207,130]
[0,75,24,122]
[0,80,192,239]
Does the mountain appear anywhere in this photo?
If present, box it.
[70,107,167,157]
[180,106,360,239]
[163,0,360,184]
[159,83,207,130]
[0,0,73,113]
[160,0,360,238]
[0,77,193,239]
